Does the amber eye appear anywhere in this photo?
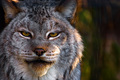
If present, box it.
[20,31,32,38]
[48,32,59,38]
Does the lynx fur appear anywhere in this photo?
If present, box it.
[0,0,83,80]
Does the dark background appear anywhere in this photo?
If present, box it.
[74,0,120,80]
[0,0,120,80]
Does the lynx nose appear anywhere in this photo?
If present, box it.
[34,48,46,56]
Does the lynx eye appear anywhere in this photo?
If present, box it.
[48,32,59,37]
[47,32,61,40]
[20,31,32,38]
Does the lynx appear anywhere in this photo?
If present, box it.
[0,0,83,80]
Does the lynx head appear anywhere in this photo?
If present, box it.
[0,0,83,79]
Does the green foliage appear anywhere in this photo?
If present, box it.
[79,10,93,25]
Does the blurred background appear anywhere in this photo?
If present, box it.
[0,0,120,80]
[74,0,120,80]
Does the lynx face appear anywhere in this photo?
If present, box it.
[10,13,69,77]
[0,0,83,80]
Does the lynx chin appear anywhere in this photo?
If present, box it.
[0,0,83,80]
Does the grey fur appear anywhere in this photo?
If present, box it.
[0,0,83,80]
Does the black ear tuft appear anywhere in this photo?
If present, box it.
[56,0,77,19]
[0,0,5,33]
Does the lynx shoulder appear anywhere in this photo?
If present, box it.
[0,0,83,80]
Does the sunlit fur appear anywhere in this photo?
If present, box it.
[0,0,83,80]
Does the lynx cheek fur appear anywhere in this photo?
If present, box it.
[0,0,83,80]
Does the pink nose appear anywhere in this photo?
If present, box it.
[34,48,46,56]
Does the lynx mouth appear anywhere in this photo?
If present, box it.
[25,59,53,64]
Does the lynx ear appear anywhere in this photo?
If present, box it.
[2,0,20,23]
[56,0,77,19]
